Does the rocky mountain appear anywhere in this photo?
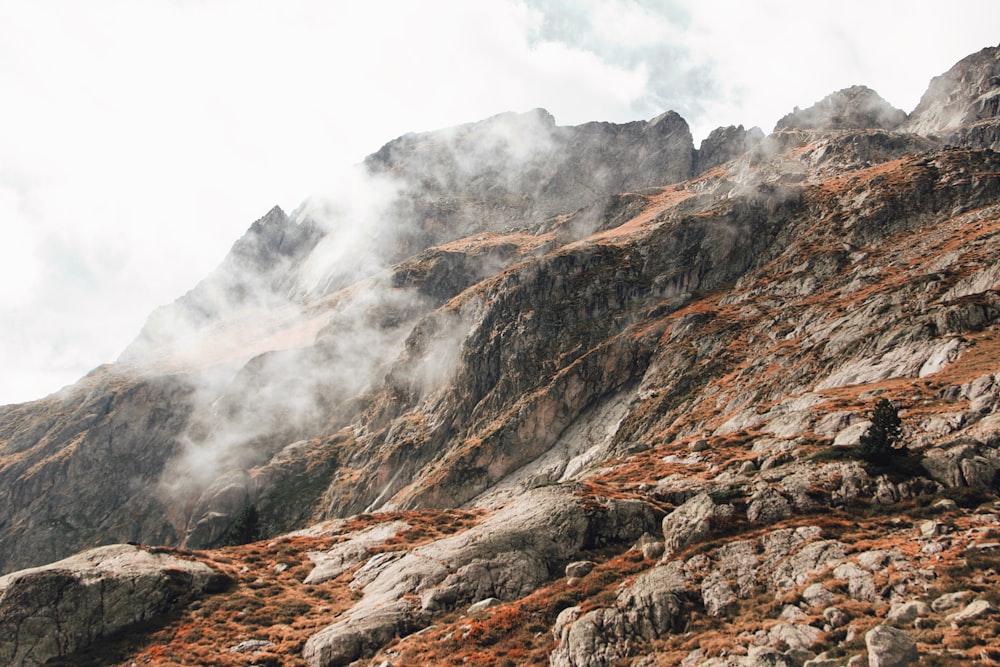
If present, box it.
[2,44,1000,667]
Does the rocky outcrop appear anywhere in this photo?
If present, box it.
[303,487,658,667]
[696,124,764,174]
[774,86,906,132]
[903,44,1000,143]
[0,544,224,666]
[365,108,696,256]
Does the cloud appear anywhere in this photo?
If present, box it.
[1,0,999,406]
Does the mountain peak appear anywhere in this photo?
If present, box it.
[773,84,905,132]
[903,43,1000,139]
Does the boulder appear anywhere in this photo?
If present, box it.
[551,563,687,667]
[0,544,222,667]
[865,625,918,667]
[945,598,995,623]
[886,600,930,625]
[662,492,734,559]
[565,561,596,579]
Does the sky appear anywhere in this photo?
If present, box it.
[0,0,998,406]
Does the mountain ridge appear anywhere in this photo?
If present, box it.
[2,43,1000,667]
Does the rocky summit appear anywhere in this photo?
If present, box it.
[2,44,1000,667]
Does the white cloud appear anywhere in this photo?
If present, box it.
[0,0,998,405]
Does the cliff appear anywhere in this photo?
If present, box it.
[2,43,1000,667]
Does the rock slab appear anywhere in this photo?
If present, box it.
[0,544,222,667]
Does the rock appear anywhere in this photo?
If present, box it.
[802,583,835,609]
[833,562,877,602]
[834,420,873,447]
[919,520,942,538]
[922,443,1000,489]
[747,485,793,524]
[886,600,930,625]
[701,570,736,617]
[0,544,221,667]
[767,622,822,651]
[303,600,420,667]
[779,604,808,621]
[931,590,973,612]
[662,492,734,558]
[304,520,411,584]
[823,606,850,628]
[565,561,596,579]
[550,563,687,667]
[856,549,903,572]
[745,645,795,667]
[552,605,582,639]
[230,639,277,653]
[695,125,764,174]
[772,540,847,590]
[689,439,710,452]
[865,625,918,667]
[775,86,906,131]
[467,597,502,613]
[904,45,1000,140]
[803,657,841,667]
[945,598,995,623]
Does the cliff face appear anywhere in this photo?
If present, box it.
[3,44,1000,667]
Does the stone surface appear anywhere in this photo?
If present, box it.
[945,598,995,623]
[865,625,918,667]
[886,600,930,625]
[662,493,734,558]
[0,544,221,667]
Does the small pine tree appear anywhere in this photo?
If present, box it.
[222,503,261,546]
[857,398,903,462]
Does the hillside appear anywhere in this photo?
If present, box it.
[2,44,1000,667]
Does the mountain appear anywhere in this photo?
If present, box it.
[2,44,1000,667]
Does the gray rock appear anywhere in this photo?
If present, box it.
[919,520,942,538]
[886,600,930,625]
[945,598,995,623]
[230,639,277,653]
[865,624,918,667]
[304,520,410,584]
[747,485,793,524]
[689,439,710,452]
[832,562,877,602]
[701,570,736,617]
[931,590,972,612]
[0,544,221,667]
[467,597,502,613]
[834,420,873,447]
[550,563,687,667]
[772,540,847,590]
[303,599,421,667]
[552,605,582,639]
[745,645,794,667]
[802,583,835,609]
[662,492,734,559]
[565,560,596,579]
[767,622,821,651]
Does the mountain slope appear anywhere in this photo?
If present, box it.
[2,43,1000,667]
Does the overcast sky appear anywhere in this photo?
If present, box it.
[1,0,998,406]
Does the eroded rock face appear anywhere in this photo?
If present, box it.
[0,544,223,667]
